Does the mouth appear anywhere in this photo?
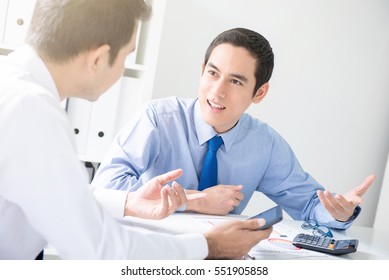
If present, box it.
[207,99,226,111]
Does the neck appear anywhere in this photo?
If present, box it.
[39,51,84,101]
[214,120,239,134]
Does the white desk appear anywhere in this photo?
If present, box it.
[261,219,389,260]
[44,212,389,260]
[119,213,389,260]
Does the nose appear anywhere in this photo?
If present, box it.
[210,80,226,98]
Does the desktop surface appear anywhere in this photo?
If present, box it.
[44,213,389,260]
[120,213,389,260]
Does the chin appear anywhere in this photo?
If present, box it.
[89,92,104,102]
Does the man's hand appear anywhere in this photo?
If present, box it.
[124,169,206,219]
[318,174,376,221]
[204,218,271,259]
[186,185,244,215]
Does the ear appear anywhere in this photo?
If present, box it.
[252,82,269,104]
[86,44,111,74]
[201,62,205,75]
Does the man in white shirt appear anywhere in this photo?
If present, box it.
[0,0,271,260]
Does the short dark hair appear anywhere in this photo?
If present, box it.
[26,0,151,65]
[204,28,274,96]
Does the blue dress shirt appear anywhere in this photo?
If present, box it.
[93,97,356,229]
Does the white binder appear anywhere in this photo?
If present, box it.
[66,97,93,156]
[2,0,36,48]
[85,78,123,162]
[115,75,141,132]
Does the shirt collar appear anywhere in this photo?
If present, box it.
[193,98,241,152]
[9,45,60,102]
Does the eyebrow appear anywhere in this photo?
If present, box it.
[207,62,249,84]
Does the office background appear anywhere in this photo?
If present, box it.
[1,0,388,228]
[139,0,389,228]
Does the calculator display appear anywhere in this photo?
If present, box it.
[335,240,357,250]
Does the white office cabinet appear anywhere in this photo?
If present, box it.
[85,79,122,162]
[2,0,36,48]
[0,0,8,44]
[66,98,93,157]
[114,76,141,133]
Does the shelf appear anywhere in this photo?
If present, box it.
[0,46,14,55]
[77,154,104,164]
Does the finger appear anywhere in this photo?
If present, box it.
[323,190,353,211]
[354,174,376,196]
[235,191,244,201]
[165,185,180,210]
[320,190,355,220]
[155,169,184,186]
[335,193,363,207]
[323,190,344,208]
[172,181,187,204]
[332,193,355,218]
[243,218,268,231]
[317,190,335,213]
[159,187,169,214]
[232,197,241,207]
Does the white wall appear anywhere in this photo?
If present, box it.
[147,0,389,227]
[374,152,389,229]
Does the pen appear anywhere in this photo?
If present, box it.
[243,253,255,260]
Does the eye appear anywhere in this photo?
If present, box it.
[208,70,217,76]
[231,79,243,86]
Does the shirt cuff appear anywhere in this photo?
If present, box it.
[91,187,127,218]
[176,233,208,259]
[314,204,361,230]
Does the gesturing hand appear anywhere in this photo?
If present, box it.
[124,169,206,219]
[317,174,376,221]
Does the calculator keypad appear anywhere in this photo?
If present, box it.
[292,233,358,255]
[294,233,333,249]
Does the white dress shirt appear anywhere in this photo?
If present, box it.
[0,46,208,259]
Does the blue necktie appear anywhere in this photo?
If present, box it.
[198,136,224,191]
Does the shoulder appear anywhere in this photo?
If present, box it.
[1,77,66,137]
[2,78,56,112]
[2,81,59,117]
[1,54,57,108]
[239,114,294,153]
[148,96,195,114]
[125,96,196,129]
[239,113,279,138]
[143,97,196,124]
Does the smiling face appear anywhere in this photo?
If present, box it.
[199,43,268,133]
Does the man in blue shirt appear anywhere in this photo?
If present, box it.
[92,28,375,229]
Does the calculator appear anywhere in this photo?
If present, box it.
[292,233,358,255]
